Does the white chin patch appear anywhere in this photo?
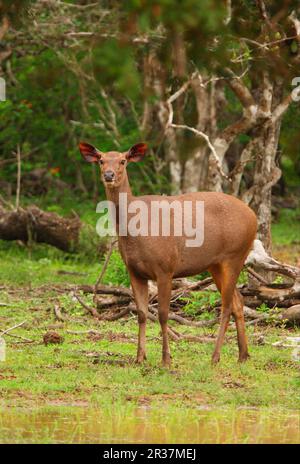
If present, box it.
[105,181,116,188]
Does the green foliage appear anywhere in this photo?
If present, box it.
[272,276,284,285]
[257,303,271,313]
[271,207,300,245]
[91,40,141,100]
[1,0,299,200]
[238,270,248,285]
[102,250,130,287]
[181,290,220,318]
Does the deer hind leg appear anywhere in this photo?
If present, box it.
[157,275,172,367]
[129,272,148,364]
[232,289,249,362]
[209,261,244,364]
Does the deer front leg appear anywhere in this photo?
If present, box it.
[157,275,172,368]
[129,272,148,364]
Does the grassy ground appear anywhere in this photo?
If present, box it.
[0,201,299,442]
[0,283,299,410]
[272,207,300,265]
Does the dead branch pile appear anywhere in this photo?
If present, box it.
[72,240,300,333]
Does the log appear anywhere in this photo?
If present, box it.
[281,305,300,326]
[78,284,133,297]
[246,239,300,281]
[0,205,81,252]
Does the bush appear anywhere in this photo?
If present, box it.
[103,250,130,287]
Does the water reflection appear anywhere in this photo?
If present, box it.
[0,406,299,444]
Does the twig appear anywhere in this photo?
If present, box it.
[73,293,101,320]
[57,270,88,277]
[170,277,214,302]
[4,333,34,343]
[169,123,229,180]
[78,284,132,298]
[101,307,131,321]
[95,296,131,309]
[0,320,27,336]
[165,72,229,180]
[94,239,118,292]
[15,144,21,210]
[66,329,101,335]
[247,266,269,285]
[149,305,217,328]
[149,277,213,304]
[0,143,44,166]
[0,193,14,210]
[224,0,232,25]
[54,305,67,322]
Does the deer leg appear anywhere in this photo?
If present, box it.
[232,289,249,362]
[210,262,237,364]
[129,272,148,364]
[157,275,172,368]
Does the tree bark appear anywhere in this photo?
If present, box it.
[0,205,81,252]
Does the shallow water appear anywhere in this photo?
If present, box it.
[0,406,299,444]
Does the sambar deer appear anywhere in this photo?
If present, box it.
[79,141,257,366]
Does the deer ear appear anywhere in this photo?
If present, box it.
[79,142,101,163]
[126,143,147,163]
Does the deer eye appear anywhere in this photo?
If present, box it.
[99,159,104,165]
[120,159,126,165]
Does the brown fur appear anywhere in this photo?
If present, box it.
[79,143,257,366]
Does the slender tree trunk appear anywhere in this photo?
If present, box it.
[246,121,282,252]
[182,78,221,193]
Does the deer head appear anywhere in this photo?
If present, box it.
[79,142,147,188]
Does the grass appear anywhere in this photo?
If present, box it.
[272,207,300,246]
[0,202,299,442]
[0,284,299,411]
[272,207,300,265]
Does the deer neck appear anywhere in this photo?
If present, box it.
[105,172,134,237]
[105,172,133,206]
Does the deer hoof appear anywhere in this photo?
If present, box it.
[238,352,250,363]
[211,352,220,365]
[162,353,171,368]
[136,351,147,364]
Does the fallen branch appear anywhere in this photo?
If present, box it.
[0,205,81,252]
[101,307,131,321]
[78,284,133,298]
[54,305,67,322]
[246,239,300,281]
[73,240,300,330]
[73,293,102,320]
[95,296,132,309]
[149,305,217,328]
[0,320,27,336]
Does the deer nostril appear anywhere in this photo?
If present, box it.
[104,170,115,182]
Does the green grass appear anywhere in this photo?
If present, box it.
[0,286,299,411]
[271,207,300,246]
[0,237,129,288]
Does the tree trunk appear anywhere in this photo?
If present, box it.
[247,122,282,252]
[243,78,284,252]
[182,77,221,193]
[0,205,81,251]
